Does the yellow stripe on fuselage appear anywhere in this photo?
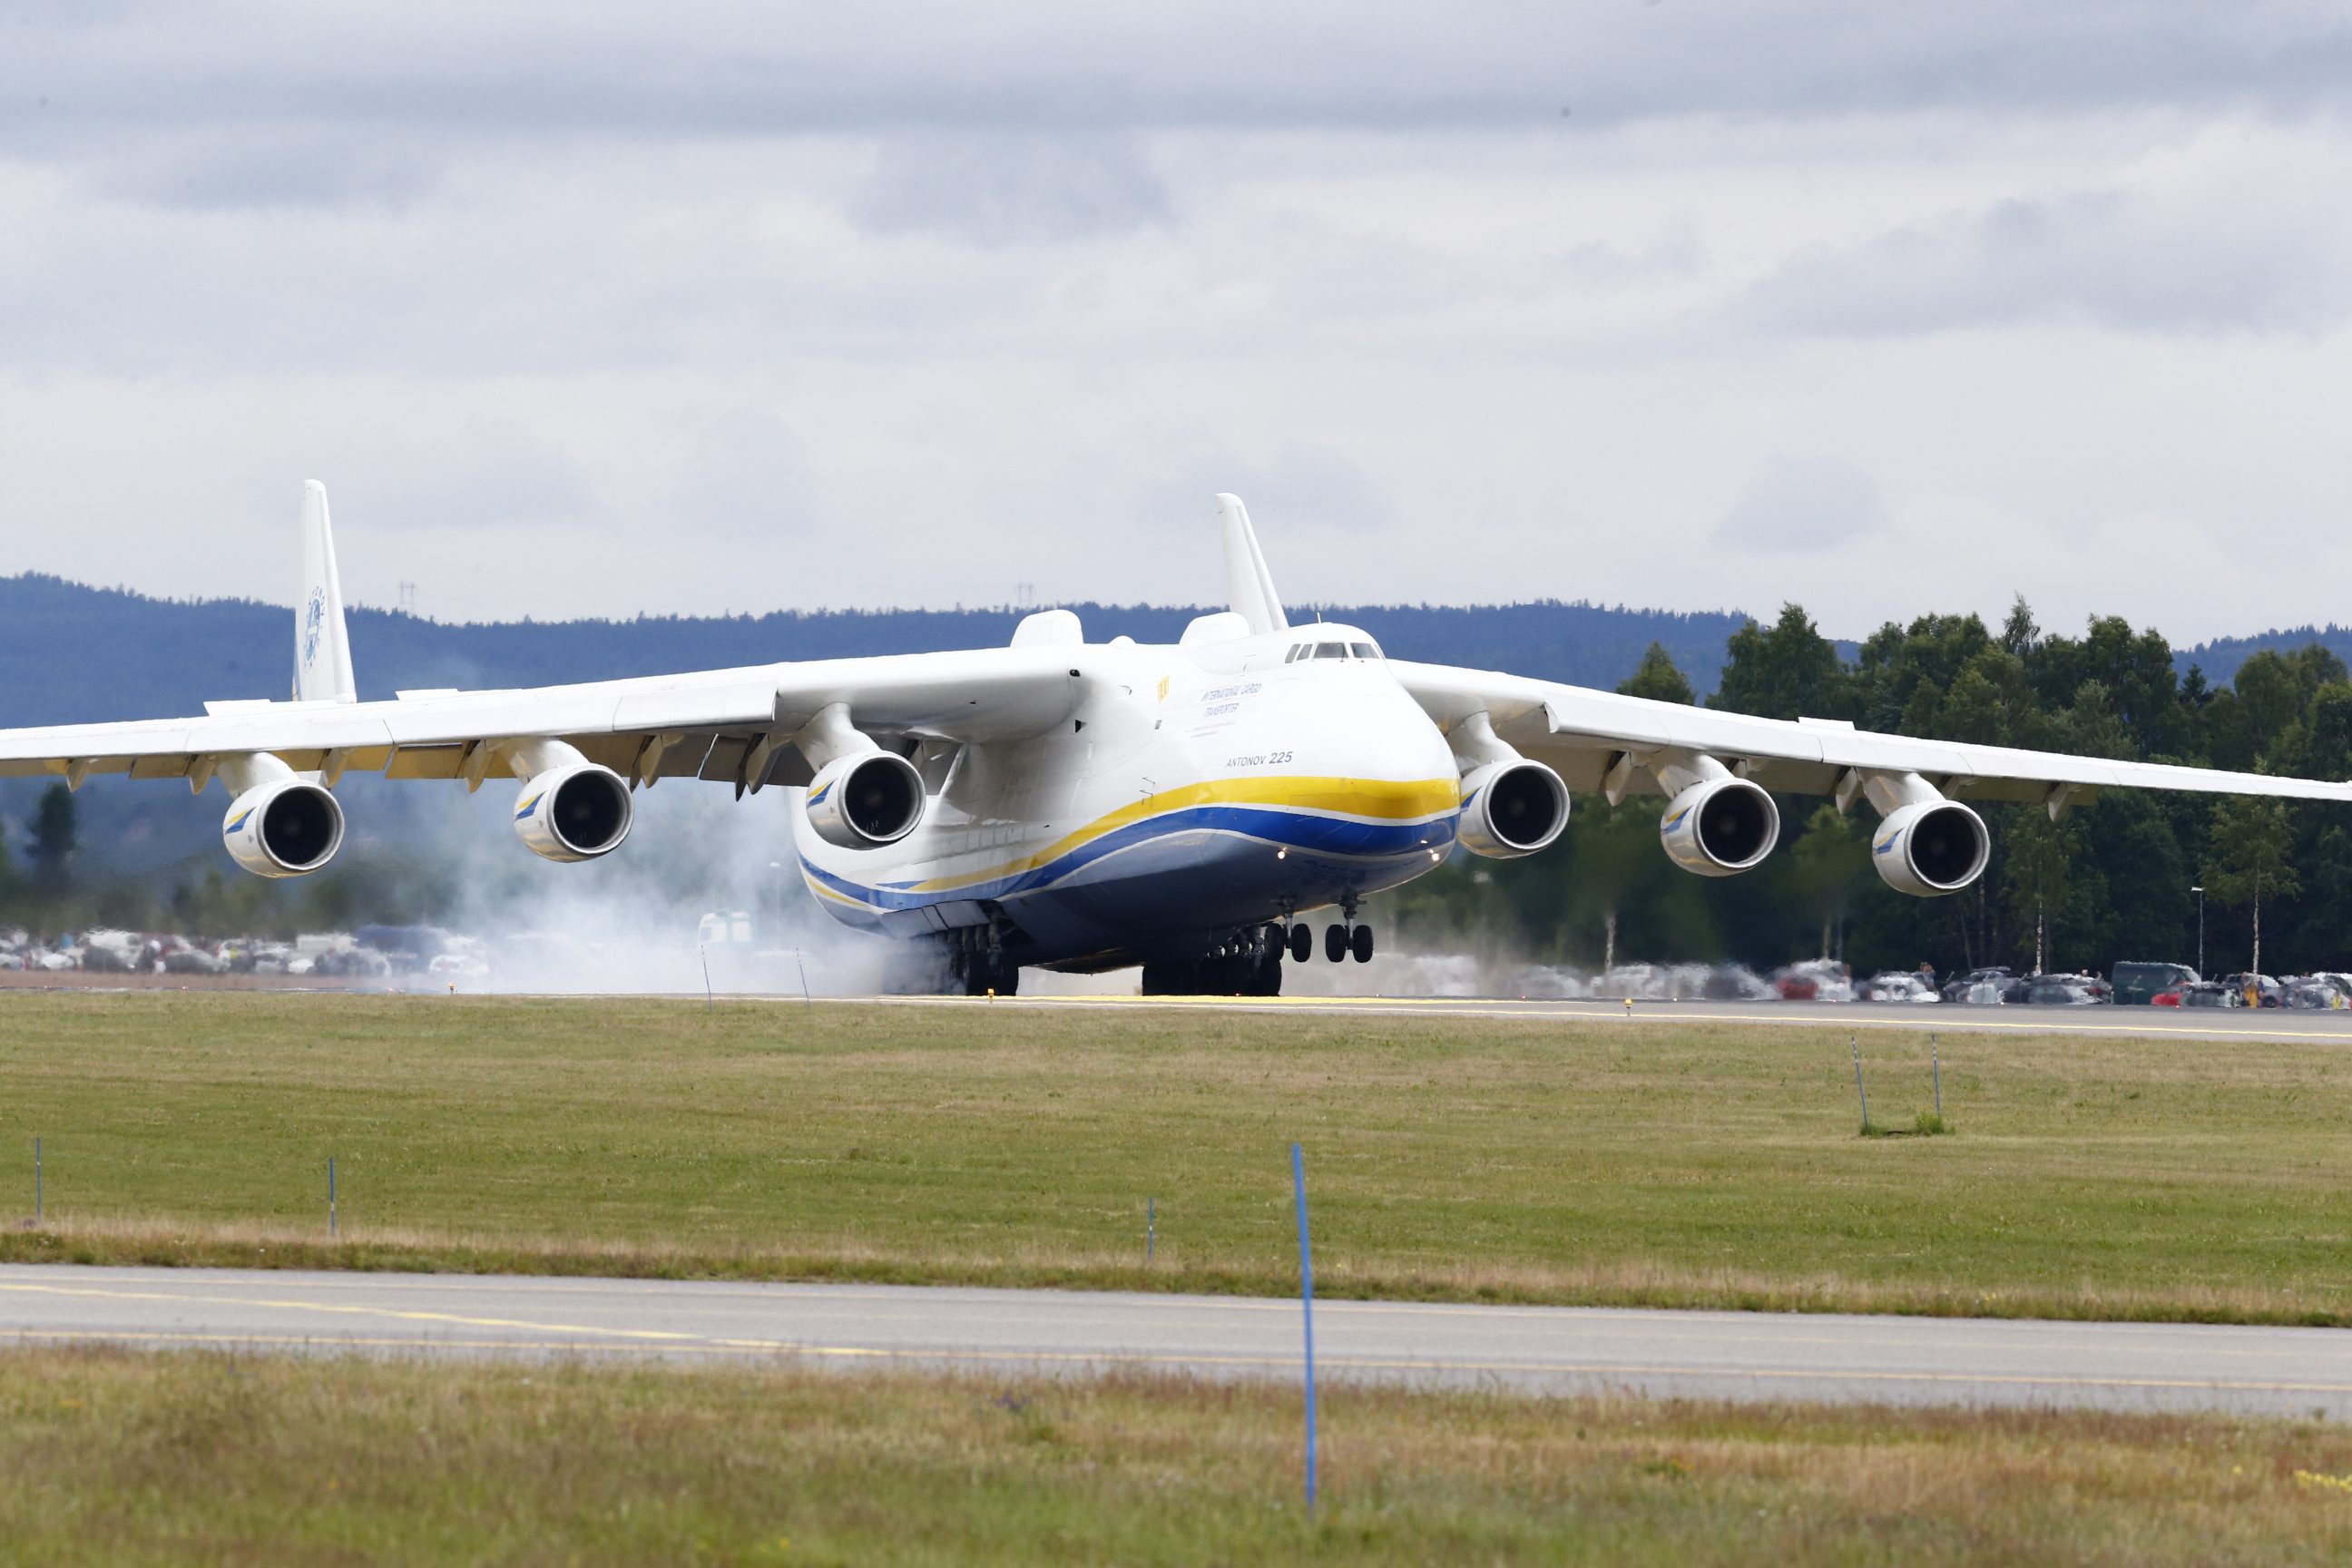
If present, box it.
[894,774,1461,897]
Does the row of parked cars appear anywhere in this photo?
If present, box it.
[0,926,490,981]
[1793,960,2352,1009]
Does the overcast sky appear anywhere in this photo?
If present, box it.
[2,2,2347,645]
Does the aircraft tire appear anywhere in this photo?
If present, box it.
[1351,924,1375,963]
[1288,924,1312,964]
[1325,923,1347,963]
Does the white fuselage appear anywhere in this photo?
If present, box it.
[791,624,1463,969]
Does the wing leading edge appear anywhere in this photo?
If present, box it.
[0,648,1089,794]
[1394,660,2352,808]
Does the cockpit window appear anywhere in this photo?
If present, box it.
[1349,642,1380,661]
[1314,642,1347,661]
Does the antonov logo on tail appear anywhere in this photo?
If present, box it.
[9,482,2351,999]
[301,590,325,668]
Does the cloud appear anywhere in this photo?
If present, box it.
[850,133,1168,245]
[4,1,2347,162]
[3,4,2352,649]
[1732,130,2352,337]
[1715,456,1890,554]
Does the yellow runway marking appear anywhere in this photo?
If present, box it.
[0,1281,701,1345]
[6,1279,2309,1363]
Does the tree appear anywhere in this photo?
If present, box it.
[1617,642,1694,705]
[1710,604,1848,721]
[28,782,76,888]
[2204,797,2300,975]
[1565,799,1668,975]
[2000,808,2107,974]
[1788,804,1868,961]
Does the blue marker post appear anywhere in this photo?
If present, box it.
[1147,1196,1155,1264]
[1849,1033,1870,1133]
[1292,1142,1319,1512]
[328,1155,338,1239]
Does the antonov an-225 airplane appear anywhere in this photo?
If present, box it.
[5,485,2349,995]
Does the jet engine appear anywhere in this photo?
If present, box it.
[806,750,926,849]
[1455,759,1570,859]
[1660,776,1779,877]
[222,777,346,878]
[1870,799,1989,897]
[512,763,635,863]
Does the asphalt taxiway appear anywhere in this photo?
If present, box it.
[5,1265,2346,1417]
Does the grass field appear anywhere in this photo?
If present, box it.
[3,993,2350,1324]
[5,1347,2350,1566]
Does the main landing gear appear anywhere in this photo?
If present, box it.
[1137,905,1377,995]
[1141,923,1284,996]
[944,924,1020,996]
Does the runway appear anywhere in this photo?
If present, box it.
[5,1265,2347,1418]
[875,992,2352,1044]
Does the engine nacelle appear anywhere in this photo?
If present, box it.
[1455,759,1570,859]
[512,763,634,863]
[1871,799,1990,897]
[222,778,346,878]
[1660,777,1780,877]
[806,751,926,849]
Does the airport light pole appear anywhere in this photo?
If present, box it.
[2192,885,2205,977]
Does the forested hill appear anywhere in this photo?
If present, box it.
[0,574,1756,729]
[2182,627,2352,689]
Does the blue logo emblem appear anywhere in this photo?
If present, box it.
[300,589,326,671]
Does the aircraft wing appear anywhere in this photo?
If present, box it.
[0,648,1089,793]
[1392,660,2352,807]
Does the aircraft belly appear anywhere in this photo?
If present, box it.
[1004,828,1444,962]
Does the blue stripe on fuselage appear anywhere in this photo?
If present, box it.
[803,803,1457,913]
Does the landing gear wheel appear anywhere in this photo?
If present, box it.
[1351,924,1375,964]
[1325,924,1348,964]
[1289,924,1313,964]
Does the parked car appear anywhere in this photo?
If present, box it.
[1940,965,2014,1004]
[2151,985,2186,1007]
[2112,961,2198,1005]
[1772,959,1855,1003]
[1700,965,1776,1002]
[1859,972,1940,1004]
[2023,974,2107,1006]
[2217,973,2284,1008]
[2178,982,2243,1008]
[426,951,491,981]
[2283,978,2346,1010]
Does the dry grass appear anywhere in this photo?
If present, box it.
[4,993,2352,1324]
[3,1346,2351,1565]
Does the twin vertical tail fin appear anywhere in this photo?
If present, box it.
[1215,493,1289,636]
[295,480,358,703]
